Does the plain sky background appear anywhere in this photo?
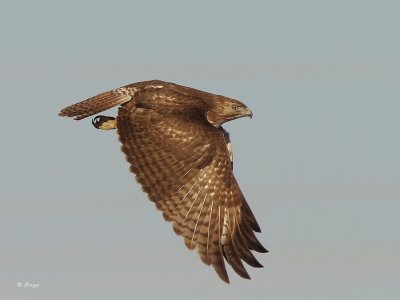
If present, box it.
[1,0,399,299]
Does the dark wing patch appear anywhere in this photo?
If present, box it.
[117,99,266,283]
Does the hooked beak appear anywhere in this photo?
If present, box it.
[244,107,253,119]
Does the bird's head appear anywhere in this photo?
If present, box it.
[206,96,253,127]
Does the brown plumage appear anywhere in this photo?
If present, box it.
[59,80,267,283]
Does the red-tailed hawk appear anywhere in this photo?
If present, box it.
[59,80,267,283]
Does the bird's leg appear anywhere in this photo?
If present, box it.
[92,115,117,130]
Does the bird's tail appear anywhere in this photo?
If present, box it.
[58,90,131,120]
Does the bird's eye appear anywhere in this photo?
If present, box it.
[232,105,239,110]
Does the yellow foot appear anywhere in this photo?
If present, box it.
[92,115,117,130]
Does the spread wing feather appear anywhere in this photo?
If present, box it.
[59,89,131,120]
[116,96,266,283]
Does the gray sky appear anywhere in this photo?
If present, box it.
[1,1,399,299]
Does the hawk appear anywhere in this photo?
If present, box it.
[59,80,267,283]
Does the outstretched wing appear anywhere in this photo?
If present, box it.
[117,99,267,283]
[59,89,132,120]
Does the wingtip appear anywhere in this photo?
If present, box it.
[259,245,269,253]
[213,261,230,284]
[215,268,230,284]
[247,257,264,268]
[251,219,262,233]
[58,109,83,120]
[241,271,251,280]
[222,276,230,284]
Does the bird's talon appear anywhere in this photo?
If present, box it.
[92,115,116,130]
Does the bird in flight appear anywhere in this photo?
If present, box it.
[59,80,267,283]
